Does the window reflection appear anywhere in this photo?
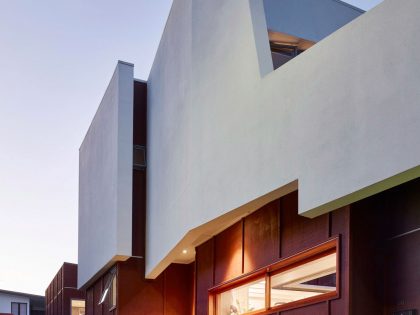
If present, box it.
[217,278,266,315]
[270,253,336,307]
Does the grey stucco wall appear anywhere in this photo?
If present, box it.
[78,61,134,288]
[146,0,420,277]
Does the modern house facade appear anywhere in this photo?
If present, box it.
[45,263,85,315]
[78,1,420,315]
[0,289,45,315]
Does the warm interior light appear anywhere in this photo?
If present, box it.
[270,253,336,307]
[268,30,315,51]
[182,249,188,254]
[71,299,86,315]
[214,250,337,314]
[217,278,266,314]
[71,300,85,308]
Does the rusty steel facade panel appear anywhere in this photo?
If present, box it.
[214,221,243,284]
[195,191,350,315]
[351,178,420,314]
[243,199,280,273]
[84,260,193,315]
[45,263,85,315]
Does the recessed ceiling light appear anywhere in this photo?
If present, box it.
[182,249,188,254]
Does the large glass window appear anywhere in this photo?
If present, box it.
[211,238,338,315]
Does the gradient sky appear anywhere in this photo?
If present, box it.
[0,0,383,295]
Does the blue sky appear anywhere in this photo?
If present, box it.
[0,0,383,295]
[344,0,383,10]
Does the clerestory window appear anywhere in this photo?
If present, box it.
[210,237,339,314]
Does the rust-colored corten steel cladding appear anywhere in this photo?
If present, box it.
[351,178,420,315]
[196,179,420,315]
[118,260,194,315]
[85,271,116,315]
[132,80,147,260]
[196,191,350,315]
[133,80,147,147]
[45,263,85,315]
[85,260,194,315]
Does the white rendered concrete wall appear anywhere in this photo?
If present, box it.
[146,0,420,278]
[78,61,134,288]
[0,293,30,314]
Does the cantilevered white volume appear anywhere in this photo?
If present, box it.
[78,61,134,289]
[146,0,420,279]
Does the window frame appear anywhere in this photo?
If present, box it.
[98,266,117,309]
[109,270,117,311]
[208,236,340,315]
[11,302,27,315]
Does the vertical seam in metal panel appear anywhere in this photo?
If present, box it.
[61,268,63,315]
[193,260,197,315]
[347,205,352,315]
[163,269,166,315]
[212,237,216,287]
[194,256,197,315]
[242,218,245,274]
[115,263,119,315]
[100,276,103,315]
[279,198,282,259]
[328,211,332,238]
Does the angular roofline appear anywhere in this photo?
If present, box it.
[0,288,44,299]
[148,0,364,81]
[331,0,366,13]
[79,60,134,151]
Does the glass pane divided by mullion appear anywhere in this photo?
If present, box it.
[217,278,266,315]
[19,304,27,315]
[270,253,337,307]
[11,303,19,315]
